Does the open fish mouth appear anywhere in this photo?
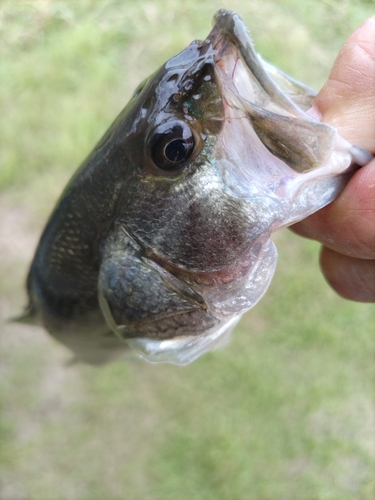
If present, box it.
[206,10,371,202]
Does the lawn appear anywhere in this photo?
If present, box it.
[0,1,374,499]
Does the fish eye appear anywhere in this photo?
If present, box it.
[149,121,195,170]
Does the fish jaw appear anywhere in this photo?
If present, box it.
[207,10,372,226]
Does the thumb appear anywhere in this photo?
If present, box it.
[313,16,375,154]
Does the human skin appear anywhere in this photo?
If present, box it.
[291,16,375,303]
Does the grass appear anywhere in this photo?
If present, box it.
[1,1,374,499]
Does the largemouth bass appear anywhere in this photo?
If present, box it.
[23,10,372,365]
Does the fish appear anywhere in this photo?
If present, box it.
[22,10,372,365]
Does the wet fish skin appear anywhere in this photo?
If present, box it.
[24,10,372,365]
[25,34,234,363]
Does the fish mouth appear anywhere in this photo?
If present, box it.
[209,10,308,120]
[206,10,341,179]
[201,9,372,207]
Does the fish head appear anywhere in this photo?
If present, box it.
[98,10,372,364]
[27,11,372,365]
[113,10,369,275]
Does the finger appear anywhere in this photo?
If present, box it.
[313,16,375,152]
[320,246,375,302]
[291,159,375,259]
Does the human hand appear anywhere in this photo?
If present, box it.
[291,17,375,302]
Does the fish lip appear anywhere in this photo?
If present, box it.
[210,9,256,60]
[203,10,300,195]
[207,10,304,119]
[206,11,364,182]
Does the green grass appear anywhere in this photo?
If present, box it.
[1,1,374,499]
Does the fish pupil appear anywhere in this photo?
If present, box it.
[165,139,188,162]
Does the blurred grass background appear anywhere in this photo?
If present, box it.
[0,1,374,499]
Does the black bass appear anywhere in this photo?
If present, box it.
[24,10,372,364]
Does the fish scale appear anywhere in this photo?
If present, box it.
[22,10,372,365]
